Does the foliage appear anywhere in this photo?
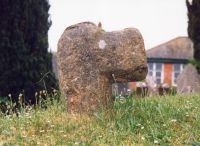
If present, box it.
[186,0,200,73]
[0,94,199,145]
[0,0,58,103]
[189,58,200,72]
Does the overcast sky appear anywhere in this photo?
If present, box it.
[48,0,188,52]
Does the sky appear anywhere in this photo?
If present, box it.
[48,0,188,52]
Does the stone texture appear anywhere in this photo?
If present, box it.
[57,22,147,113]
[177,64,200,94]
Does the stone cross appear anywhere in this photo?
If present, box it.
[57,22,147,113]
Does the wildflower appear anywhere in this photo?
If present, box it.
[141,136,145,140]
[170,119,177,122]
[163,124,166,127]
[35,92,38,96]
[154,140,159,144]
[43,90,47,96]
[185,106,190,109]
[27,106,33,112]
[141,126,144,129]
[136,123,141,127]
[8,94,12,98]
[7,105,11,109]
[53,89,58,96]
[40,130,45,133]
[50,125,55,128]
[75,142,79,145]
[18,98,22,103]
[25,113,30,117]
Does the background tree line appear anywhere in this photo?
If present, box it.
[186,0,200,73]
[0,0,57,104]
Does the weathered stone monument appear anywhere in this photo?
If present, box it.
[177,64,200,94]
[57,22,147,113]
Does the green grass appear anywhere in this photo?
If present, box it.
[0,94,200,145]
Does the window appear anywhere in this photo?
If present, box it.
[148,63,153,76]
[148,63,163,84]
[172,64,183,85]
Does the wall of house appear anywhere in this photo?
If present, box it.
[164,64,172,85]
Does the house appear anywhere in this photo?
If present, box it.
[123,37,194,96]
[146,36,193,86]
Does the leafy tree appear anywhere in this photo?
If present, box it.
[186,0,200,73]
[0,0,57,103]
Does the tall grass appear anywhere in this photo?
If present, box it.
[0,94,200,145]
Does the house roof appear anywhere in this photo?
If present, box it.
[147,37,194,61]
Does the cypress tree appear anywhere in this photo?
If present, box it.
[186,0,200,73]
[0,0,57,103]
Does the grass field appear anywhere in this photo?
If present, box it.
[0,94,200,145]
